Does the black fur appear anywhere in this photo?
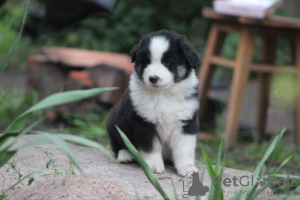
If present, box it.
[106,89,157,156]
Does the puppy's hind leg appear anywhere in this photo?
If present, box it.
[117,149,134,163]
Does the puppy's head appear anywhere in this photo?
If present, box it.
[131,30,199,88]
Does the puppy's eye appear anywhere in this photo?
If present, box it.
[163,60,170,66]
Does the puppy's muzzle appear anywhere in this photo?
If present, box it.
[149,75,160,84]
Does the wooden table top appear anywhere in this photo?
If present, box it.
[203,8,300,30]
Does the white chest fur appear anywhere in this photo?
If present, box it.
[129,71,199,143]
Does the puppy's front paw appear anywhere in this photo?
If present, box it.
[117,149,134,163]
[147,160,165,174]
[177,164,198,177]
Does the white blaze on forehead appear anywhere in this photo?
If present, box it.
[149,36,170,62]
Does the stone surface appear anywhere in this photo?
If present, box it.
[0,135,274,200]
[3,175,131,200]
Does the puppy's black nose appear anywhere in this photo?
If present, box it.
[149,76,160,84]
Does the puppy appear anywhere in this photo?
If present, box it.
[106,30,200,176]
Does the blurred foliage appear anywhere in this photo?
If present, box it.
[31,0,212,54]
[62,112,110,147]
[0,89,39,127]
[272,73,297,107]
[197,137,300,177]
[0,4,23,56]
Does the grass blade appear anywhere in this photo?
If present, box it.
[267,174,300,179]
[199,143,223,200]
[197,170,206,200]
[171,180,178,200]
[134,185,141,200]
[4,87,117,134]
[215,140,223,174]
[0,150,16,168]
[0,18,14,43]
[0,0,28,74]
[54,133,117,163]
[0,119,44,167]
[4,118,44,149]
[33,131,82,171]
[231,189,242,200]
[12,137,51,150]
[199,143,217,178]
[275,155,293,174]
[252,128,285,178]
[246,183,269,200]
[0,169,48,198]
[116,126,170,200]
[239,128,286,199]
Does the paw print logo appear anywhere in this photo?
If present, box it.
[256,176,266,187]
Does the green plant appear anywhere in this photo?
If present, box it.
[0,89,39,127]
[0,1,119,198]
[22,0,211,54]
[199,140,225,200]
[62,112,109,145]
[116,126,170,200]
[116,125,299,200]
[0,0,27,74]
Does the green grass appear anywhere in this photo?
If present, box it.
[115,125,299,200]
[62,112,110,146]
[196,138,300,176]
[0,89,39,128]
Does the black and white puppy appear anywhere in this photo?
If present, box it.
[106,30,200,176]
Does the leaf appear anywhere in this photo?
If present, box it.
[54,133,117,163]
[275,155,293,174]
[0,150,16,168]
[197,170,206,200]
[231,189,242,200]
[2,118,44,150]
[252,128,285,179]
[13,137,51,150]
[0,0,28,74]
[27,177,34,186]
[171,180,178,200]
[0,18,14,43]
[267,174,300,179]
[0,89,8,105]
[134,185,141,200]
[239,128,286,199]
[0,133,17,148]
[116,126,170,200]
[246,183,269,200]
[215,140,224,174]
[4,87,117,134]
[199,143,223,200]
[33,131,82,171]
[0,169,48,197]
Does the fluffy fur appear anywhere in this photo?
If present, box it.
[106,30,200,176]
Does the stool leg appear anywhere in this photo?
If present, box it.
[295,36,300,145]
[224,29,256,149]
[257,36,277,142]
[198,23,227,124]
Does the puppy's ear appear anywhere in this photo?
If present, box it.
[130,44,138,63]
[179,37,200,69]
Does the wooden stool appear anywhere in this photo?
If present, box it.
[198,8,300,149]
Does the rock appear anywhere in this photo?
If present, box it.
[3,175,131,200]
[0,135,274,200]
